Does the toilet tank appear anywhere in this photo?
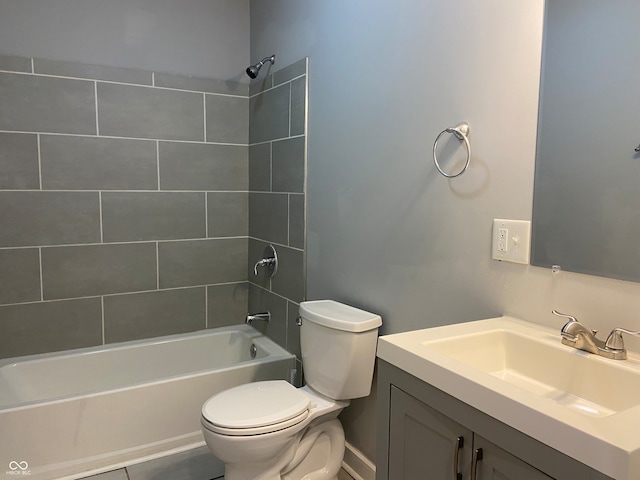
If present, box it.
[299,300,382,400]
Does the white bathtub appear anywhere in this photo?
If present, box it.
[0,325,296,480]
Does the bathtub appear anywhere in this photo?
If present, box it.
[0,325,296,480]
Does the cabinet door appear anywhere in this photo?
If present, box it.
[389,386,473,480]
[473,435,555,480]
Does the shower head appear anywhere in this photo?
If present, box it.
[246,54,275,79]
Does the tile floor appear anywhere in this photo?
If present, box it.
[82,446,355,480]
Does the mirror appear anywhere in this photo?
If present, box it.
[531,0,640,282]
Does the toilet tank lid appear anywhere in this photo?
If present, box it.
[300,300,382,333]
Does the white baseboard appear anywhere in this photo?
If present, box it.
[342,441,375,480]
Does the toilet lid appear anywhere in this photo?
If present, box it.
[202,380,310,429]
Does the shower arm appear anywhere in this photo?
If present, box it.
[257,55,275,67]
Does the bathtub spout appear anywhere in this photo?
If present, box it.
[245,312,271,324]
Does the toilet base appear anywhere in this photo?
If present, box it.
[217,418,344,480]
[282,418,344,480]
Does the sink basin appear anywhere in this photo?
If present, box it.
[425,328,640,418]
[377,317,640,480]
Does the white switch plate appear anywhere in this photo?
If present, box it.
[492,219,531,264]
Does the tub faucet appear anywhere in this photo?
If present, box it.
[553,310,636,360]
[245,312,271,324]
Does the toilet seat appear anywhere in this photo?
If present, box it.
[201,380,311,436]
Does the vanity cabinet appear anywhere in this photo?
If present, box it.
[389,386,552,480]
[377,360,613,480]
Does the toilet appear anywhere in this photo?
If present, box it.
[200,300,382,480]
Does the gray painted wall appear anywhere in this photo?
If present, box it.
[0,0,249,79]
[250,0,545,458]
[250,0,640,465]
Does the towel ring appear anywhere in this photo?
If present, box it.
[433,122,471,178]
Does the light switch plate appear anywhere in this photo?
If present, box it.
[492,219,531,264]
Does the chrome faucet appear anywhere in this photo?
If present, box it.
[245,312,271,324]
[553,310,640,360]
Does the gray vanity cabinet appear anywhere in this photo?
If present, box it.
[472,435,553,480]
[377,360,613,480]
[389,386,551,480]
[389,385,473,479]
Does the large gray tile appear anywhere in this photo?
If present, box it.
[249,143,271,192]
[249,192,289,244]
[102,192,206,242]
[158,238,247,288]
[0,248,41,305]
[0,298,102,359]
[207,192,248,237]
[248,283,287,348]
[126,446,223,480]
[0,132,39,189]
[83,469,129,480]
[271,245,304,303]
[249,83,290,143]
[0,72,96,134]
[97,82,204,141]
[154,72,248,96]
[249,72,273,97]
[159,142,248,191]
[207,282,249,327]
[289,194,305,249]
[272,137,305,193]
[34,58,152,85]
[40,135,158,190]
[290,76,307,137]
[0,191,100,247]
[273,58,307,86]
[205,94,248,144]
[41,243,157,300]
[0,54,31,73]
[104,287,206,343]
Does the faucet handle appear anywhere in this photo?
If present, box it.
[552,310,578,323]
[605,327,640,350]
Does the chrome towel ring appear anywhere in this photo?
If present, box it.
[433,122,471,178]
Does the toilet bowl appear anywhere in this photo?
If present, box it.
[201,382,348,480]
[201,300,382,480]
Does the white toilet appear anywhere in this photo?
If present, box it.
[200,300,382,480]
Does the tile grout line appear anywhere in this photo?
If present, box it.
[0,68,249,99]
[288,81,292,138]
[0,281,249,309]
[36,133,42,190]
[0,128,275,147]
[203,93,207,142]
[94,81,100,136]
[98,191,104,243]
[38,247,43,301]
[156,241,160,290]
[156,140,160,190]
[0,235,251,251]
[204,192,209,238]
[287,194,291,246]
[0,188,254,194]
[101,296,105,344]
[205,284,209,329]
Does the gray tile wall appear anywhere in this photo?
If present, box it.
[247,58,307,379]
[0,55,253,359]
